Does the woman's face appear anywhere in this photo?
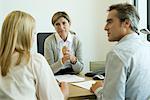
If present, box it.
[54,17,70,40]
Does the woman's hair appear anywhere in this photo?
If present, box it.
[0,11,35,76]
[51,11,71,25]
[108,3,140,33]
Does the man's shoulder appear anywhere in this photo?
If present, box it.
[111,39,143,63]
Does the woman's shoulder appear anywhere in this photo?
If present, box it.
[30,52,47,64]
[71,33,81,44]
[45,33,56,42]
[70,32,79,40]
[30,52,50,71]
[29,53,51,79]
[70,31,76,35]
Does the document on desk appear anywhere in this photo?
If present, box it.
[71,80,96,90]
[55,74,85,83]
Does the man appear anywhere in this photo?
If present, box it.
[90,3,150,100]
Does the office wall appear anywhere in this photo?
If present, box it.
[0,0,129,72]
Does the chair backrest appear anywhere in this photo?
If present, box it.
[37,32,53,55]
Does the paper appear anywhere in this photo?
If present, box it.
[71,80,96,90]
[55,74,85,83]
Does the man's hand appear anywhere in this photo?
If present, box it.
[90,81,104,93]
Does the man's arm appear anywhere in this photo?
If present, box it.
[102,51,126,100]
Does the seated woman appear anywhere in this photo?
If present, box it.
[44,11,84,75]
[0,10,68,100]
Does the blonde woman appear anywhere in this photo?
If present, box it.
[0,11,68,100]
[44,11,84,75]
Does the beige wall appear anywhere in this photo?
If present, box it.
[0,0,130,73]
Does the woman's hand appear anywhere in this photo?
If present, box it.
[62,51,70,64]
[60,82,69,100]
[62,46,77,64]
[70,55,77,64]
[62,46,68,55]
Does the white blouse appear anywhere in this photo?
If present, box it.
[55,32,73,59]
[0,53,64,100]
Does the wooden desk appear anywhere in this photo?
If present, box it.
[68,76,97,100]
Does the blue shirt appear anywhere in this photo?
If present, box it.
[96,33,150,100]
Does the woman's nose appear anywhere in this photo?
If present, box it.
[59,24,64,29]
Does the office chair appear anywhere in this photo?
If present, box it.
[37,32,53,55]
[140,28,150,42]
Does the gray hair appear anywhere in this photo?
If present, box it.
[108,3,140,33]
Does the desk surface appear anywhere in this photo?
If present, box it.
[68,76,98,100]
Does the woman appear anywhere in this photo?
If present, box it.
[44,11,84,75]
[0,11,68,100]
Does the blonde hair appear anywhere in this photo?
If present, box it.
[0,11,35,76]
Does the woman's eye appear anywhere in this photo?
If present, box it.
[55,23,60,26]
[62,22,66,25]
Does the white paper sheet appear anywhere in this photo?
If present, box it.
[55,74,85,83]
[71,80,96,90]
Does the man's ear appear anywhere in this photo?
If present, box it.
[123,19,131,28]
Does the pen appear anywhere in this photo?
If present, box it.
[56,79,61,87]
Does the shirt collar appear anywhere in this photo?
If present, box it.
[67,32,73,43]
[118,32,139,43]
[55,32,73,43]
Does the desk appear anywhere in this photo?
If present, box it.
[68,76,98,100]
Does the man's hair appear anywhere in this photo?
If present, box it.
[0,11,35,76]
[108,3,140,33]
[51,11,71,25]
